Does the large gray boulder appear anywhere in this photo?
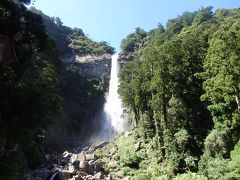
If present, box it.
[70,153,78,163]
[85,154,97,161]
[78,152,86,161]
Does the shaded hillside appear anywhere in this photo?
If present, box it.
[0,2,114,179]
[0,1,62,178]
[26,8,115,149]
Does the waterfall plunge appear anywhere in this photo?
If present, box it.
[104,54,125,134]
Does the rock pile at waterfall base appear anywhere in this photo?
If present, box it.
[27,141,132,180]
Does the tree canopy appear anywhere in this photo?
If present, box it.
[118,7,240,179]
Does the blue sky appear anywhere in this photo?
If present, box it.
[31,0,240,51]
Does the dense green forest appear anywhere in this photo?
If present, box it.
[0,0,114,179]
[113,6,240,179]
[1,0,240,179]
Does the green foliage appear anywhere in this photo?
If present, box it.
[174,172,207,180]
[30,7,115,56]
[198,155,230,179]
[0,0,62,175]
[204,129,232,158]
[200,21,240,129]
[222,140,240,179]
[132,173,150,180]
[119,27,148,61]
[118,6,240,179]
[193,6,213,25]
[68,31,115,56]
[198,139,240,179]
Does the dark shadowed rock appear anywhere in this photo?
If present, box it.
[73,160,80,171]
[59,170,72,180]
[94,162,102,173]
[79,161,94,175]
[68,163,77,174]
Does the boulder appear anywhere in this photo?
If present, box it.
[83,175,95,180]
[63,151,71,158]
[78,152,86,161]
[95,141,109,150]
[60,157,69,166]
[94,162,102,173]
[59,170,72,180]
[79,161,94,174]
[62,163,69,170]
[69,176,82,180]
[124,131,132,137]
[73,160,80,170]
[88,142,109,152]
[69,175,82,180]
[94,171,104,179]
[105,174,113,180]
[88,160,95,166]
[123,176,131,180]
[79,170,88,177]
[68,163,77,174]
[70,153,79,163]
[88,144,96,152]
[85,154,97,161]
[134,141,141,152]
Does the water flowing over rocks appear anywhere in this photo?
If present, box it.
[26,55,129,180]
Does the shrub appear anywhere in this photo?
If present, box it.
[222,140,240,179]
[198,154,229,179]
[174,172,207,180]
[204,129,231,158]
[133,172,151,180]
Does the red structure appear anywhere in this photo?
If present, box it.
[0,32,22,64]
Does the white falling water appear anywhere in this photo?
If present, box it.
[104,54,124,133]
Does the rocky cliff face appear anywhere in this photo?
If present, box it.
[62,54,112,80]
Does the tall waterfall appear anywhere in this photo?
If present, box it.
[104,54,124,134]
